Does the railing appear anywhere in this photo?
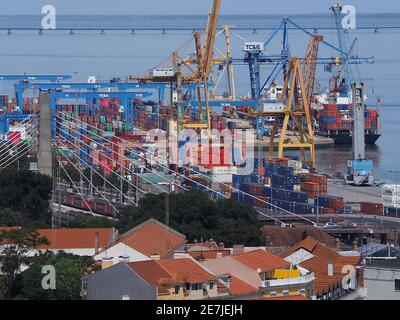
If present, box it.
[263,272,315,288]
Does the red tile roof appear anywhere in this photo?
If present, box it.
[35,228,114,250]
[187,241,219,251]
[128,258,216,286]
[188,249,231,261]
[233,249,290,272]
[229,275,260,296]
[282,237,361,295]
[158,259,216,283]
[119,219,186,259]
[127,260,173,286]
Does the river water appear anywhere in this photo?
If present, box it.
[0,14,399,182]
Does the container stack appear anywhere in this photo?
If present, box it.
[300,174,328,199]
[314,195,344,213]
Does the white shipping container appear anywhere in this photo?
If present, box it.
[211,174,234,183]
[262,102,286,113]
[210,166,238,176]
[288,160,302,170]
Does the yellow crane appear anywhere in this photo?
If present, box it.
[177,0,221,130]
[250,58,316,168]
[302,35,324,108]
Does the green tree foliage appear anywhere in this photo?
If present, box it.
[20,251,94,300]
[0,169,52,227]
[0,229,49,299]
[68,216,115,229]
[116,191,262,247]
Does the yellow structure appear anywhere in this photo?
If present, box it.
[273,268,301,279]
[252,58,316,168]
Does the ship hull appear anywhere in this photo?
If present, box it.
[317,130,381,144]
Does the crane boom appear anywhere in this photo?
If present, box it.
[202,0,221,82]
[302,35,323,106]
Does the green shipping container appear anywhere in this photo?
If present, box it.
[99,116,106,124]
[122,123,131,131]
[105,124,113,132]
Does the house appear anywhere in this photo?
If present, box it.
[93,219,187,268]
[28,227,117,257]
[202,249,315,299]
[361,245,400,300]
[263,226,341,255]
[185,240,231,261]
[82,258,229,300]
[282,236,361,300]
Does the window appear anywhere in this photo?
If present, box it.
[185,283,190,291]
[395,279,400,291]
[192,283,202,291]
[282,290,289,296]
[299,288,306,294]
[209,281,214,290]
[269,291,277,297]
[174,286,180,295]
[82,279,88,291]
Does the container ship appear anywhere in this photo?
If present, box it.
[312,78,382,144]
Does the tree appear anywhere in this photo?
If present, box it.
[21,251,94,300]
[116,191,262,247]
[69,216,115,229]
[0,169,52,228]
[0,229,49,299]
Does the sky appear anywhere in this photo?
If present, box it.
[2,0,400,15]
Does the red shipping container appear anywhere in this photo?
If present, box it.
[320,207,336,214]
[301,182,319,192]
[323,104,338,111]
[360,202,384,215]
[328,198,344,210]
[8,131,21,145]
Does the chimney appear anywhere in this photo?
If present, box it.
[232,245,245,256]
[94,232,100,254]
[328,263,334,276]
[150,254,161,261]
[335,238,340,250]
[352,240,358,251]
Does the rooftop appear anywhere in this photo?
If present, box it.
[263,226,339,248]
[364,257,400,270]
[35,228,115,250]
[282,237,361,295]
[118,219,186,259]
[229,275,261,296]
[233,249,291,273]
[128,258,216,286]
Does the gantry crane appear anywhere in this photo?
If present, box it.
[176,0,221,130]
[251,58,316,168]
